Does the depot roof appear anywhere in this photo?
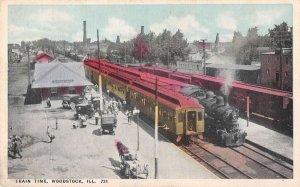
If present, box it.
[32,62,93,88]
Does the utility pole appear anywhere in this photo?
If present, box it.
[246,96,250,127]
[154,77,159,179]
[97,29,104,112]
[26,45,30,85]
[63,40,66,57]
[124,42,127,64]
[140,39,143,64]
[167,38,170,69]
[201,39,207,75]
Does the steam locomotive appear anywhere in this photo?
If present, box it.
[180,86,247,146]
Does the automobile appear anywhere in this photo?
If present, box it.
[62,94,84,109]
[100,114,117,135]
[74,103,94,120]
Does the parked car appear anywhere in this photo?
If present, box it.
[100,114,117,135]
[62,94,84,109]
[74,103,94,120]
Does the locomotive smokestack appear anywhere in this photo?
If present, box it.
[224,95,229,106]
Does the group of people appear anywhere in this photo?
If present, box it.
[104,98,122,115]
[8,135,23,159]
[126,107,140,125]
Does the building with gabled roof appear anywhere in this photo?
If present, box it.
[32,62,93,98]
[32,52,54,63]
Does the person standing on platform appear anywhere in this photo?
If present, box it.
[46,126,55,143]
[94,110,100,125]
[126,110,132,125]
[46,97,51,108]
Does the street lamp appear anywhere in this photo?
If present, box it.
[133,108,140,151]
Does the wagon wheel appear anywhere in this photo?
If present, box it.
[70,102,75,110]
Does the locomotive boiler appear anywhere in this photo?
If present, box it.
[180,86,246,146]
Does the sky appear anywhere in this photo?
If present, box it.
[8,4,292,44]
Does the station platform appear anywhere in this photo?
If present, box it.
[113,110,218,179]
[239,118,293,162]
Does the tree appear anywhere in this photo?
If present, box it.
[144,32,159,63]
[156,29,172,65]
[232,31,245,57]
[171,30,189,62]
[233,27,260,64]
[268,22,292,49]
[133,32,148,63]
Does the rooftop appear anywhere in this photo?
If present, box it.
[32,62,93,88]
[206,63,260,71]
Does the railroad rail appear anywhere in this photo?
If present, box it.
[180,143,252,179]
[231,143,293,179]
[182,139,293,179]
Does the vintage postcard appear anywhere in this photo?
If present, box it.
[0,0,299,187]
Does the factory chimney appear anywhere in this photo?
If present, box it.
[140,26,144,34]
[83,21,87,47]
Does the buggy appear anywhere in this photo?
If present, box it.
[116,141,150,179]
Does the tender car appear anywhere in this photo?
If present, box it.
[62,94,84,109]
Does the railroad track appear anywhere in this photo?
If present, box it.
[230,143,293,179]
[181,143,252,179]
[181,139,293,179]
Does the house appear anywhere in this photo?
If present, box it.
[176,61,203,74]
[31,62,93,98]
[186,43,202,62]
[32,52,54,63]
[260,48,292,91]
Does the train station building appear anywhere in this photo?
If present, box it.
[31,62,93,98]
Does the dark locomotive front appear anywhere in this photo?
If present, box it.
[180,87,247,146]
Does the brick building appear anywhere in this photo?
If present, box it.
[260,48,292,91]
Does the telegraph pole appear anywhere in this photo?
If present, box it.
[246,96,250,127]
[63,40,66,57]
[167,38,170,69]
[154,77,159,179]
[124,42,127,64]
[140,38,143,64]
[201,39,207,75]
[97,29,104,112]
[26,45,30,85]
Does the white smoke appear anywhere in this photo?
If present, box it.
[213,55,236,96]
[220,69,235,96]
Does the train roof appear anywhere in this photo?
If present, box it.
[179,85,204,96]
[191,74,292,98]
[106,70,202,109]
[140,66,293,99]
[130,80,202,109]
